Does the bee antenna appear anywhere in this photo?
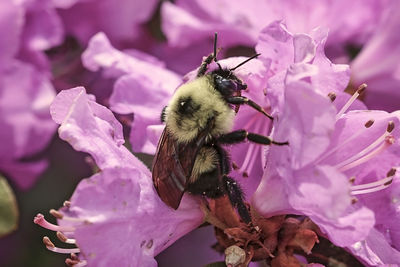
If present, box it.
[213,32,223,71]
[229,53,261,71]
[213,32,218,59]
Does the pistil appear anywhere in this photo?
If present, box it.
[34,213,75,232]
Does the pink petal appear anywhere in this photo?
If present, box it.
[0,0,23,63]
[50,87,148,174]
[67,167,203,265]
[22,6,64,51]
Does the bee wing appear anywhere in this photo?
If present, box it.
[152,128,205,209]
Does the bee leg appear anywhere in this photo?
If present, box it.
[197,53,215,77]
[197,33,221,77]
[223,176,251,224]
[160,106,167,123]
[217,130,289,146]
[226,96,273,120]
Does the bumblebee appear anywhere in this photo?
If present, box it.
[152,34,287,223]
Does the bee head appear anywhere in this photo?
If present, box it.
[211,68,247,97]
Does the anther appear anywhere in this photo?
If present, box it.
[66,258,80,266]
[242,171,249,178]
[387,121,395,133]
[63,201,71,207]
[364,119,374,128]
[349,176,356,184]
[387,168,397,177]
[43,236,55,248]
[384,179,393,186]
[357,83,367,95]
[50,209,63,219]
[57,232,76,244]
[232,162,239,170]
[328,92,336,102]
[43,237,81,254]
[57,231,68,242]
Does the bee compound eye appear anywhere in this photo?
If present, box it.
[215,75,235,89]
[178,97,193,114]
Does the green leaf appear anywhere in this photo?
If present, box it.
[203,262,226,267]
[0,176,19,237]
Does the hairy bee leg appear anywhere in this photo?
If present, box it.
[226,96,273,120]
[197,53,215,77]
[160,106,167,123]
[217,130,289,146]
[197,33,222,77]
[223,176,251,224]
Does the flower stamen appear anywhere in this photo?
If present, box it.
[315,119,375,164]
[57,231,77,244]
[338,135,395,172]
[65,258,80,266]
[50,209,64,219]
[336,83,367,119]
[43,236,80,254]
[328,92,336,102]
[334,122,394,171]
[351,168,396,195]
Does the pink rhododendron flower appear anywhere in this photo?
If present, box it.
[0,60,56,189]
[253,51,400,264]
[26,0,400,263]
[35,87,203,266]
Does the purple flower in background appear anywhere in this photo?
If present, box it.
[0,0,59,189]
[82,32,182,154]
[0,60,56,189]
[34,87,203,266]
[56,0,158,47]
[161,0,387,57]
[350,0,400,112]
